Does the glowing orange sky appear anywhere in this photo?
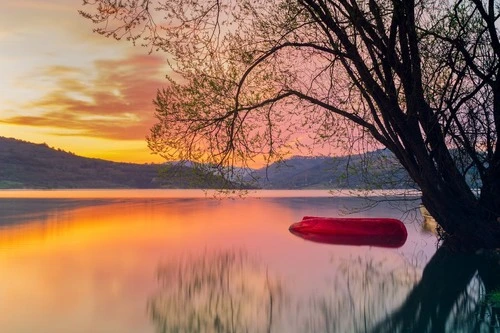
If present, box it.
[0,0,168,163]
[0,1,348,166]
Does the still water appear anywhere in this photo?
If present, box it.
[0,190,497,333]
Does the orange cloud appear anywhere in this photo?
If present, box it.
[2,54,166,141]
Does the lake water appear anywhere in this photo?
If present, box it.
[0,190,497,333]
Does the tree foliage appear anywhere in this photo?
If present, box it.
[80,0,500,248]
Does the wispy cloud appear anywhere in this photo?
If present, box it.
[2,54,166,140]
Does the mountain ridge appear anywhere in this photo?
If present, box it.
[0,137,414,189]
[0,137,230,189]
[249,150,413,189]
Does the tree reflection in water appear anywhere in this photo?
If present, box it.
[148,247,500,333]
[148,250,284,333]
[369,246,500,333]
[297,254,421,333]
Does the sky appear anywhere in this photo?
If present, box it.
[0,0,168,163]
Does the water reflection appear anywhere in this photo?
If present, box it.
[2,193,496,333]
[149,250,284,333]
[148,246,500,333]
[296,254,420,333]
[370,246,500,333]
[147,249,420,333]
[0,198,109,227]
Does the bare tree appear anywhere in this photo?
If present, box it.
[80,0,500,249]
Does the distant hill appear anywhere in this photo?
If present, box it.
[0,137,233,189]
[249,150,414,189]
[0,136,415,190]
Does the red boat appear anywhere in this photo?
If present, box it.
[289,216,407,248]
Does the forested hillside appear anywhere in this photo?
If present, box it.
[0,137,230,189]
[250,150,414,189]
[0,137,416,189]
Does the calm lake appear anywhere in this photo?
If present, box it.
[0,190,497,333]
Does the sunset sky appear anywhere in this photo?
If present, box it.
[0,0,168,163]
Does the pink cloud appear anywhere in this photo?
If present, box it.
[3,54,166,140]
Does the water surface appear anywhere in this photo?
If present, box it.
[0,190,495,332]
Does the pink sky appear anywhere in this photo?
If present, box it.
[0,1,351,166]
[0,0,168,163]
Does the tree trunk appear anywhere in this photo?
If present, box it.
[418,176,500,250]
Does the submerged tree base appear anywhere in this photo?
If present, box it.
[421,193,500,251]
[436,219,500,252]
